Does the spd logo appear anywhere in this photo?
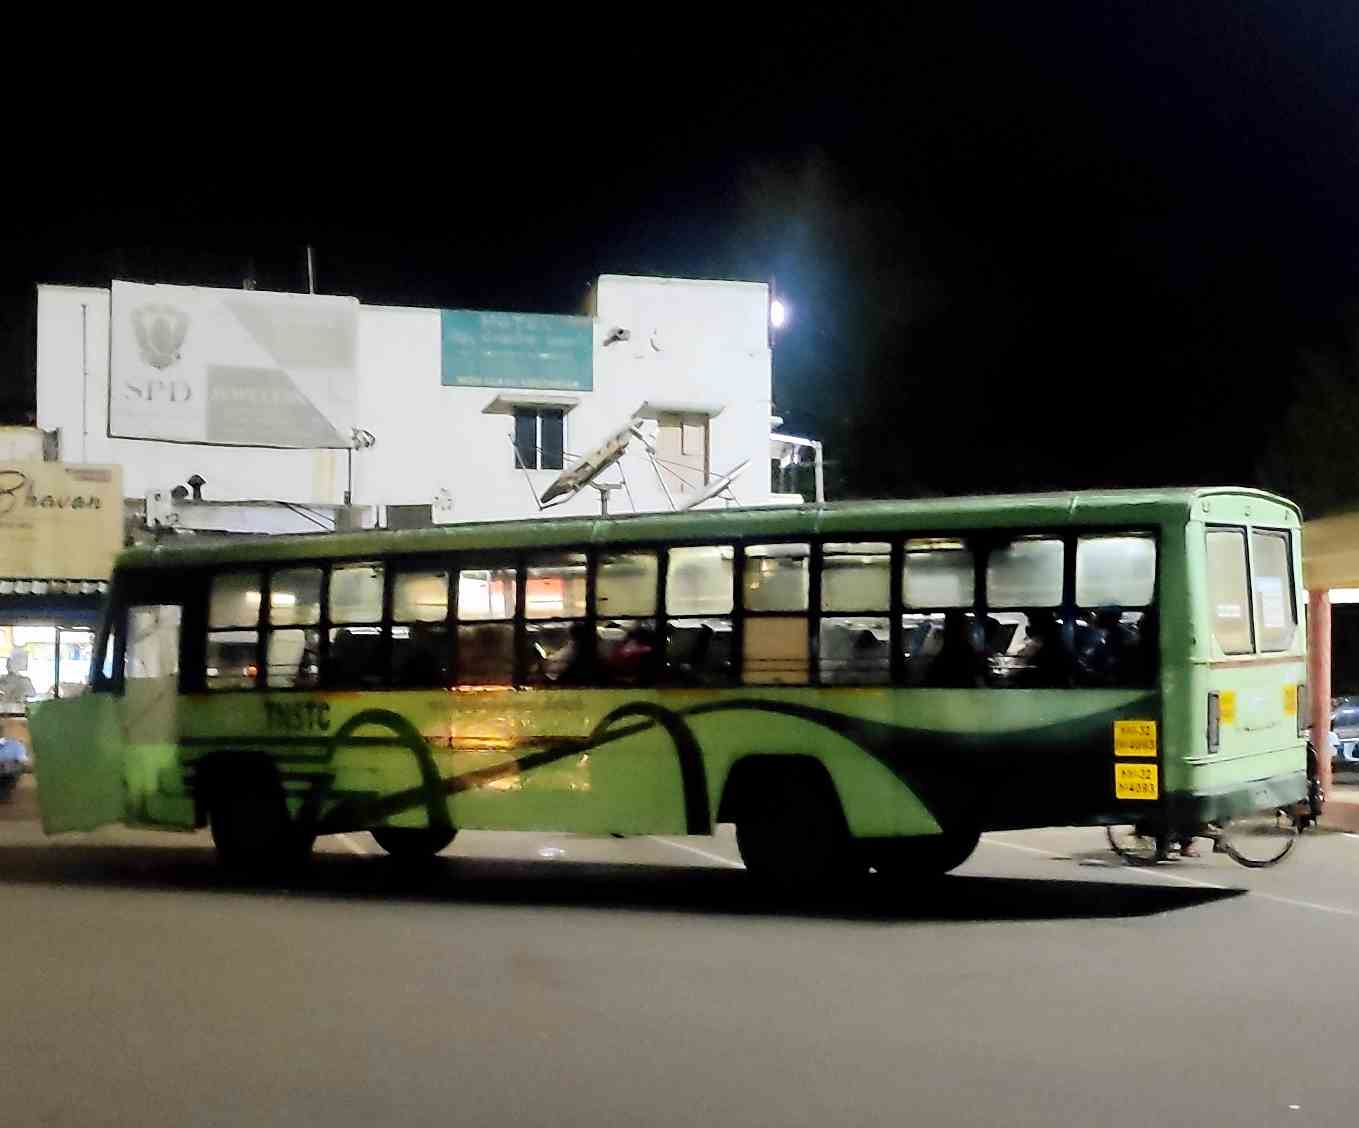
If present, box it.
[131,303,189,370]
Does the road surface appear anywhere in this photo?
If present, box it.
[3,778,1358,1127]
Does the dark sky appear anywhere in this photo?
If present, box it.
[5,3,1358,506]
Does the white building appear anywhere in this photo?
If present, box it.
[36,275,793,531]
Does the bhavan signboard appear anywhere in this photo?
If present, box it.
[0,463,123,580]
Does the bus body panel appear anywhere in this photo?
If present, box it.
[103,684,1158,839]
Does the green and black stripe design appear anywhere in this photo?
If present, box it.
[177,689,1161,839]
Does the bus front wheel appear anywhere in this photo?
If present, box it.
[208,774,314,871]
[370,827,456,860]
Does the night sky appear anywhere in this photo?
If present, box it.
[4,4,1358,513]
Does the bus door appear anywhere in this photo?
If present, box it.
[33,572,196,832]
[32,618,125,833]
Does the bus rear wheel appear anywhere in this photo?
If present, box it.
[370,827,456,860]
[208,775,314,871]
[734,768,851,891]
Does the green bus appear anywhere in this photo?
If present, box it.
[30,488,1309,884]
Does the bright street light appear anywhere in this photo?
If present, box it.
[770,298,788,329]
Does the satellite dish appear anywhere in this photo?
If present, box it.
[539,422,640,506]
[678,459,751,511]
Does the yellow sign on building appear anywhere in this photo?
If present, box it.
[0,462,123,580]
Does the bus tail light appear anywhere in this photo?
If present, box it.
[1207,692,1221,755]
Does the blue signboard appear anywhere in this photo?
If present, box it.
[440,309,593,391]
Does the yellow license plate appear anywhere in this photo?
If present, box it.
[1114,720,1158,758]
[1115,762,1159,800]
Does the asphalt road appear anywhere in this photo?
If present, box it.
[4,778,1359,1128]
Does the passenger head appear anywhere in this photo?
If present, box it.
[1095,606,1122,631]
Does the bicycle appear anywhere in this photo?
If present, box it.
[1106,743,1323,870]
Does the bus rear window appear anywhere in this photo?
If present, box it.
[1206,528,1252,655]
[1251,530,1297,652]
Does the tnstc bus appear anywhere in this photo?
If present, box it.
[30,489,1308,884]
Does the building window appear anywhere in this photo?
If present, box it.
[513,407,564,470]
[655,412,710,494]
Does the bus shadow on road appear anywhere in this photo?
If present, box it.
[0,842,1245,923]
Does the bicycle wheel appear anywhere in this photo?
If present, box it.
[1106,825,1167,865]
[1220,808,1298,868]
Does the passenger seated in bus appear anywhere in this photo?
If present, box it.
[820,622,887,683]
[327,629,385,688]
[901,620,936,685]
[1075,607,1135,686]
[668,621,731,684]
[926,610,987,688]
[1016,610,1071,688]
[600,623,657,684]
[393,630,443,687]
[538,622,593,684]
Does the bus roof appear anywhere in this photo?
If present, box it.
[116,487,1300,571]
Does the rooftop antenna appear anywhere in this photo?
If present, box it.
[678,459,751,511]
[531,420,643,515]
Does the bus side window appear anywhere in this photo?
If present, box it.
[324,563,386,689]
[986,537,1066,689]
[457,564,517,685]
[392,568,452,688]
[206,570,262,691]
[901,539,982,687]
[665,546,734,685]
[1074,534,1158,686]
[266,567,322,689]
[819,542,890,685]
[126,605,182,681]
[742,543,810,685]
[523,553,590,686]
[596,552,659,688]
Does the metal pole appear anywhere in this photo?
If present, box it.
[812,440,825,503]
[1310,588,1333,806]
[79,303,89,461]
[306,246,316,294]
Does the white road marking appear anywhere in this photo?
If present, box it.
[982,835,1228,889]
[984,834,1359,915]
[337,833,369,857]
[1244,893,1359,919]
[650,836,745,869]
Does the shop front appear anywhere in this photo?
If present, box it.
[0,462,122,766]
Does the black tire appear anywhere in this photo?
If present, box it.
[0,775,17,801]
[870,824,981,881]
[734,766,851,890]
[208,772,314,872]
[1220,808,1298,868]
[1106,824,1169,865]
[370,826,456,859]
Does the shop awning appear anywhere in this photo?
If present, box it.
[1303,512,1359,591]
